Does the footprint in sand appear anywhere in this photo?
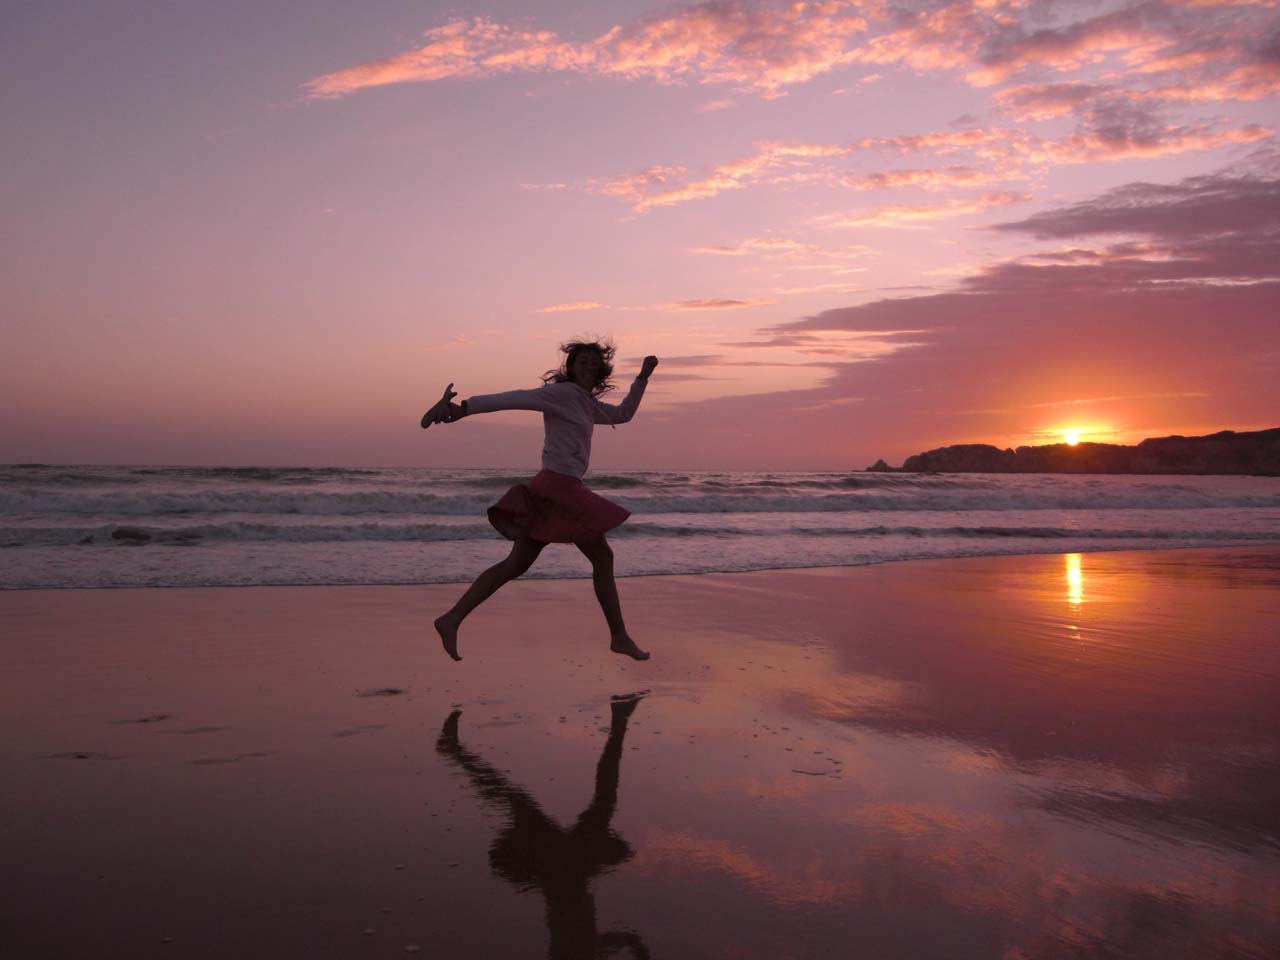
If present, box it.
[355,688,406,698]
[159,726,227,736]
[188,752,271,765]
[109,713,172,725]
[331,724,390,738]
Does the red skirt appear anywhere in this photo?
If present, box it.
[488,469,630,543]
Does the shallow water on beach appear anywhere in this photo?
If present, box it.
[3,465,1279,588]
[3,548,1279,958]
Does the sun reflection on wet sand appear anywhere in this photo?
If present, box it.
[1065,552,1084,607]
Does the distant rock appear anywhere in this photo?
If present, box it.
[871,427,1280,475]
[904,444,1016,473]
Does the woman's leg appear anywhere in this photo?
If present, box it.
[576,536,649,661]
[435,537,545,660]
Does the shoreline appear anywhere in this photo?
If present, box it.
[4,539,1277,592]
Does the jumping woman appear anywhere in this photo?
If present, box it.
[421,341,658,663]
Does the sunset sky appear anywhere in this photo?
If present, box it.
[4,0,1278,470]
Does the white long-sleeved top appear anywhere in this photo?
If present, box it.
[465,378,648,479]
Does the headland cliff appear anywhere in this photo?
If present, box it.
[866,428,1280,475]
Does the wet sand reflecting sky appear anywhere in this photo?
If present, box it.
[3,547,1278,958]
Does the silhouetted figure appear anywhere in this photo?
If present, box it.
[423,342,659,662]
[436,696,650,960]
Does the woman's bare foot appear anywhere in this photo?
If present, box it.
[435,615,461,661]
[610,634,650,661]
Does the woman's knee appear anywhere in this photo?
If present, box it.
[504,541,543,578]
[586,540,614,570]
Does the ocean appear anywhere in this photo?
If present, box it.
[2,465,1279,589]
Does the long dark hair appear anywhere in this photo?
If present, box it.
[542,339,616,397]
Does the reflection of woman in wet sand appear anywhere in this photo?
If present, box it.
[436,696,649,960]
[421,342,658,663]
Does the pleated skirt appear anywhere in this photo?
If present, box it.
[487,469,630,543]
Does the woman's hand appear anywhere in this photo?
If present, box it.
[640,356,659,380]
[421,383,459,429]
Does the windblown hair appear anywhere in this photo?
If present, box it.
[542,339,616,396]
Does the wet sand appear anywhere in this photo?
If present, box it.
[3,547,1279,959]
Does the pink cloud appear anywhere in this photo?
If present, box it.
[589,165,688,205]
[1138,63,1280,102]
[1132,47,1224,75]
[719,330,925,362]
[586,102,1268,213]
[992,83,1111,121]
[991,171,1280,241]
[824,191,1029,227]
[598,141,853,212]
[965,8,1160,87]
[589,129,1009,212]
[851,128,1004,153]
[305,0,1280,115]
[534,301,608,313]
[305,1,872,100]
[597,0,870,96]
[840,164,993,191]
[665,297,776,310]
[1175,0,1277,7]
[1023,120,1272,164]
[850,3,985,75]
[303,19,589,97]
[689,237,819,256]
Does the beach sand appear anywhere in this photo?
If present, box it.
[3,547,1279,959]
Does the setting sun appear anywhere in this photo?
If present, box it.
[1064,432,1081,446]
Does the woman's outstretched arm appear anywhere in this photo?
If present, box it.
[592,355,658,425]
[421,383,559,428]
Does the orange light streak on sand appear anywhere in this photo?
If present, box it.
[1065,552,1084,607]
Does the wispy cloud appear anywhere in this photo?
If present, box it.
[965,8,1161,88]
[306,2,1280,235]
[582,131,1009,212]
[593,141,851,212]
[713,330,927,365]
[991,170,1280,240]
[823,192,1029,228]
[1013,106,1274,166]
[992,83,1111,121]
[306,0,1280,117]
[665,297,777,310]
[840,165,994,191]
[689,236,820,257]
[1028,391,1212,409]
[582,105,1268,212]
[304,2,872,100]
[534,301,608,313]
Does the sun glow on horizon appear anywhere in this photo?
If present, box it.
[1063,431,1080,445]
